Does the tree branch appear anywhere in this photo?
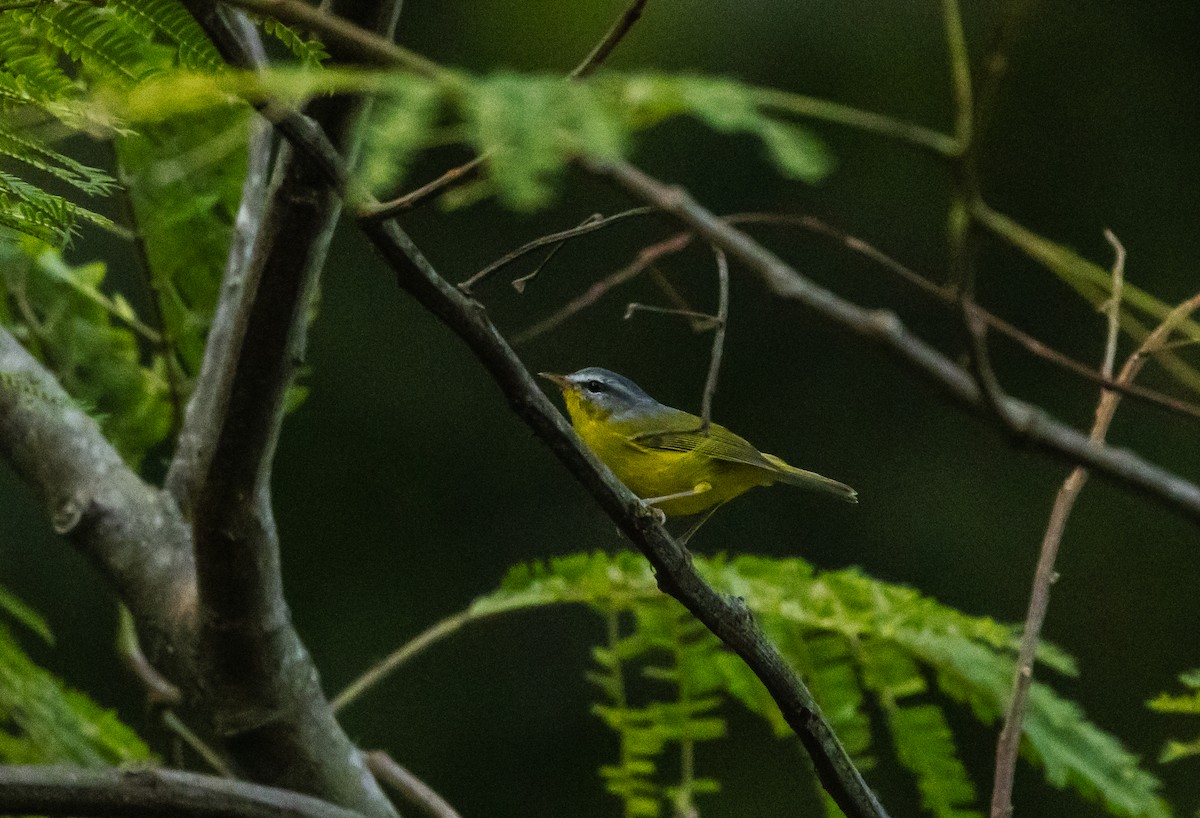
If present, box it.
[175,5,403,815]
[990,285,1200,818]
[0,328,195,644]
[366,752,464,818]
[699,246,728,431]
[239,102,891,817]
[458,207,655,294]
[0,765,369,818]
[588,160,1200,525]
[570,0,652,79]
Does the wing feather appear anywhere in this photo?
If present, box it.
[626,410,776,470]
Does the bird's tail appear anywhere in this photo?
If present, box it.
[762,454,858,503]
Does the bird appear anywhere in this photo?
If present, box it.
[539,367,856,540]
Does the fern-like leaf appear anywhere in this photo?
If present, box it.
[0,593,150,765]
[107,0,223,71]
[445,552,1168,818]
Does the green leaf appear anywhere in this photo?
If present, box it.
[887,703,981,818]
[0,621,150,765]
[0,238,172,466]
[0,587,53,645]
[1148,670,1200,766]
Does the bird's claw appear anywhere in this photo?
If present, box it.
[639,501,667,525]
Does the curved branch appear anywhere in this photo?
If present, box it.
[0,765,368,818]
[0,328,194,641]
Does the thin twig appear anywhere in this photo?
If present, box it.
[162,711,239,778]
[750,87,959,158]
[512,232,694,345]
[366,751,465,818]
[116,607,235,777]
[1100,229,1126,380]
[360,154,487,221]
[0,765,370,818]
[734,212,1200,421]
[700,246,729,432]
[221,0,445,79]
[458,206,656,293]
[570,0,652,79]
[333,610,469,712]
[990,279,1200,818]
[116,605,182,708]
[625,303,720,329]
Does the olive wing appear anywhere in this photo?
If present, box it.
[627,411,777,471]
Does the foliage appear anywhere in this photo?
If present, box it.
[0,234,172,466]
[454,552,1169,818]
[1148,670,1200,764]
[0,586,150,765]
[106,66,836,211]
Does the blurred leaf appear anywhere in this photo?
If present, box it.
[0,610,150,765]
[1149,670,1200,765]
[0,236,172,466]
[0,586,53,645]
[454,552,1161,818]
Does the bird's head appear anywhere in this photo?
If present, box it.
[539,367,658,422]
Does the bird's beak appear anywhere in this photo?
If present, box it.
[538,372,573,391]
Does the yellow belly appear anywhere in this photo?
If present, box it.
[574,416,771,516]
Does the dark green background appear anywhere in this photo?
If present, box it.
[3,0,1199,815]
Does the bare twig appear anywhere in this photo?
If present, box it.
[221,0,444,79]
[116,605,182,708]
[360,154,487,220]
[163,711,240,778]
[512,231,694,344]
[116,606,235,777]
[333,610,470,712]
[366,751,465,818]
[1100,229,1126,379]
[0,765,370,818]
[570,0,652,79]
[750,87,959,158]
[991,282,1200,818]
[700,246,729,431]
[735,212,1200,421]
[458,207,655,293]
[625,303,720,329]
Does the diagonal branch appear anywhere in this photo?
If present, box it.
[0,764,369,818]
[570,0,653,79]
[589,160,1200,524]
[242,95,890,818]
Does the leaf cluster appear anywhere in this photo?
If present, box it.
[0,234,172,465]
[0,587,150,765]
[1148,670,1200,764]
[471,552,1169,818]
[105,66,835,211]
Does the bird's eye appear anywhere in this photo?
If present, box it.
[585,380,605,393]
